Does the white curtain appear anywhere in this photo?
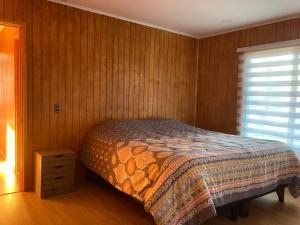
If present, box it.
[237,46,300,153]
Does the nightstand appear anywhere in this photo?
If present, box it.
[35,149,76,198]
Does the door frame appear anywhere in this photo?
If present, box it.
[0,19,26,192]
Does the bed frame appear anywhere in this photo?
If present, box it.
[86,169,287,222]
[216,185,287,221]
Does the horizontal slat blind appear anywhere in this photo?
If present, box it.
[237,46,300,152]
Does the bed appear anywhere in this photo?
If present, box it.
[81,119,300,225]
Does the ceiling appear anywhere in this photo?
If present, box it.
[50,0,300,38]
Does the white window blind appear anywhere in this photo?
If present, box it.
[237,45,300,152]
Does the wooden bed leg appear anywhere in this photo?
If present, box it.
[239,200,250,218]
[276,187,285,204]
[229,205,239,222]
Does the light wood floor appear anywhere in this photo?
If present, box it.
[0,180,299,225]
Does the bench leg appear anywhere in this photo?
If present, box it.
[276,187,285,203]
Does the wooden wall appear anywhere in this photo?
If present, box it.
[0,26,19,161]
[196,18,300,134]
[0,0,198,189]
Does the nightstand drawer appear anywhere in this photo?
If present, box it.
[41,186,73,198]
[54,186,73,195]
[42,174,73,189]
[43,154,75,166]
[42,163,74,176]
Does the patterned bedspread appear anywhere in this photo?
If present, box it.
[81,119,300,225]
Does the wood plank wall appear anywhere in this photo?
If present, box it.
[196,18,300,134]
[0,0,198,189]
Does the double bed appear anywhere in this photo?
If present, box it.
[81,119,300,225]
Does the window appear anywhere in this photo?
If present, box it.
[237,43,300,152]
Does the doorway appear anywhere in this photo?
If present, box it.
[0,22,24,195]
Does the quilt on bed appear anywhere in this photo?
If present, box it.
[81,119,300,225]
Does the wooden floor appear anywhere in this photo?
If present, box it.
[0,180,299,225]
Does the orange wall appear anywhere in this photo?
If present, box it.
[0,26,19,161]
[196,18,300,134]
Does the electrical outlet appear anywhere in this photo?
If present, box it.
[54,104,61,113]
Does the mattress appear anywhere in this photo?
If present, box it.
[81,119,300,225]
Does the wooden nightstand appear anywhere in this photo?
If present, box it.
[35,149,76,198]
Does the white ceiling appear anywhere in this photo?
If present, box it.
[51,0,300,38]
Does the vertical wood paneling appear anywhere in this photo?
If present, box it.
[133,24,140,119]
[152,30,159,117]
[3,0,13,20]
[23,0,33,189]
[112,19,119,120]
[32,0,42,149]
[79,11,87,143]
[196,18,300,135]
[128,23,135,119]
[41,0,50,149]
[65,6,74,148]
[13,0,24,22]
[143,27,150,119]
[124,21,130,119]
[157,32,164,117]
[174,36,180,119]
[0,0,197,189]
[165,33,171,118]
[87,12,94,129]
[93,14,101,123]
[139,27,145,119]
[117,20,125,119]
[72,9,81,149]
[57,4,66,147]
[106,17,113,120]
[162,32,167,118]
[148,29,155,116]
[0,0,3,18]
[49,3,58,149]
[178,37,184,121]
[99,16,107,121]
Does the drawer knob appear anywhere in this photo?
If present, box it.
[54,154,64,158]
[54,176,64,180]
